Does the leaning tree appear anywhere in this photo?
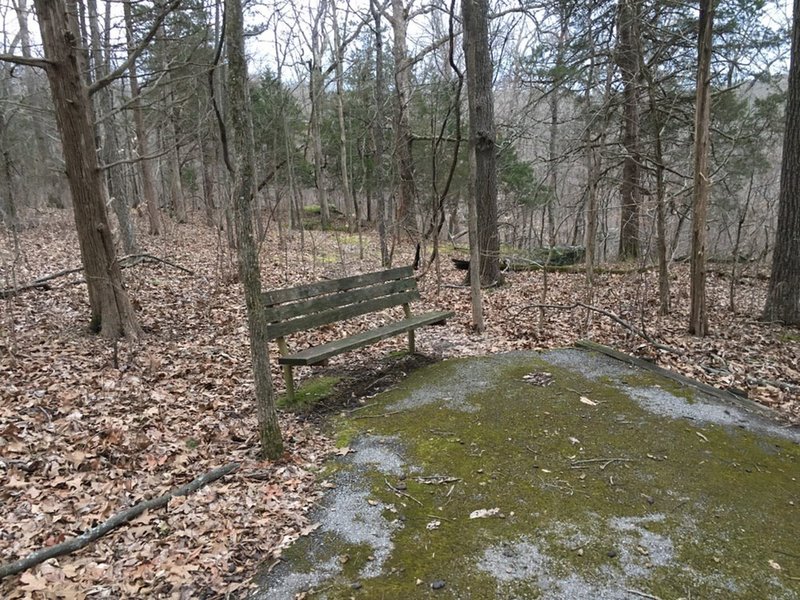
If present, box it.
[0,0,176,338]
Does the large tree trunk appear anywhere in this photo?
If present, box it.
[617,0,641,261]
[689,0,714,336]
[391,0,419,237]
[34,0,141,339]
[763,0,800,325]
[462,0,502,287]
[225,0,283,459]
[124,0,162,236]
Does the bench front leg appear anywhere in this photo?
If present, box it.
[276,337,295,401]
[403,303,415,353]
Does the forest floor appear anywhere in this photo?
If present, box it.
[1,213,798,599]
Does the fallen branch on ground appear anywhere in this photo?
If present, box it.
[0,462,240,580]
[515,301,682,356]
[0,254,194,298]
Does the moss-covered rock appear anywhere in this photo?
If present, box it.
[255,351,800,600]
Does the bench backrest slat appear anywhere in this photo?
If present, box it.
[265,278,416,323]
[263,266,419,340]
[263,266,413,306]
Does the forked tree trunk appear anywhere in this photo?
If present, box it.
[33,0,141,339]
[763,0,800,325]
[225,0,283,459]
[689,0,714,336]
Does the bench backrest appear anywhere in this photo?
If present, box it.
[263,266,419,340]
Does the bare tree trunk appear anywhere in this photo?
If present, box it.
[391,0,419,237]
[462,0,502,287]
[763,0,800,326]
[644,62,670,315]
[124,0,161,235]
[89,0,137,254]
[163,62,187,223]
[689,0,714,336]
[34,0,141,338]
[225,0,283,459]
[330,0,356,232]
[617,0,641,261]
[309,2,331,229]
[13,0,56,209]
[371,0,390,266]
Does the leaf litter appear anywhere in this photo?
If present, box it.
[1,214,798,598]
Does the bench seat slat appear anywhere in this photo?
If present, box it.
[263,266,413,306]
[277,311,454,366]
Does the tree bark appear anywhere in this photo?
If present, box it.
[89,0,137,254]
[309,1,331,229]
[689,0,714,336]
[391,0,419,236]
[371,0,390,266]
[763,0,800,325]
[225,0,283,459]
[33,0,141,339]
[330,0,356,232]
[124,0,162,235]
[462,0,502,287]
[617,0,641,261]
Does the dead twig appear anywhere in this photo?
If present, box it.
[570,458,634,470]
[624,590,663,600]
[0,462,240,579]
[0,254,194,299]
[353,410,405,420]
[515,301,682,356]
[385,478,423,506]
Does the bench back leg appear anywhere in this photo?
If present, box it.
[403,303,415,353]
[277,337,295,401]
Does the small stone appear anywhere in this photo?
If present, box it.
[351,582,362,590]
[367,555,375,561]
[416,579,423,586]
[431,580,446,590]
[607,550,617,558]
[395,481,407,491]
[577,548,584,556]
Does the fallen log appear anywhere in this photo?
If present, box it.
[0,462,240,580]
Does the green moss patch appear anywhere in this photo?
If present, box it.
[277,376,341,412]
[257,351,800,600]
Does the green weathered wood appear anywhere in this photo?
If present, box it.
[266,290,421,340]
[263,266,413,307]
[264,278,416,323]
[278,311,454,366]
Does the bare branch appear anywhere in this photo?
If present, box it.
[0,463,239,579]
[88,0,181,96]
[0,53,52,69]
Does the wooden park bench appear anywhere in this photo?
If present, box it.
[264,266,454,401]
